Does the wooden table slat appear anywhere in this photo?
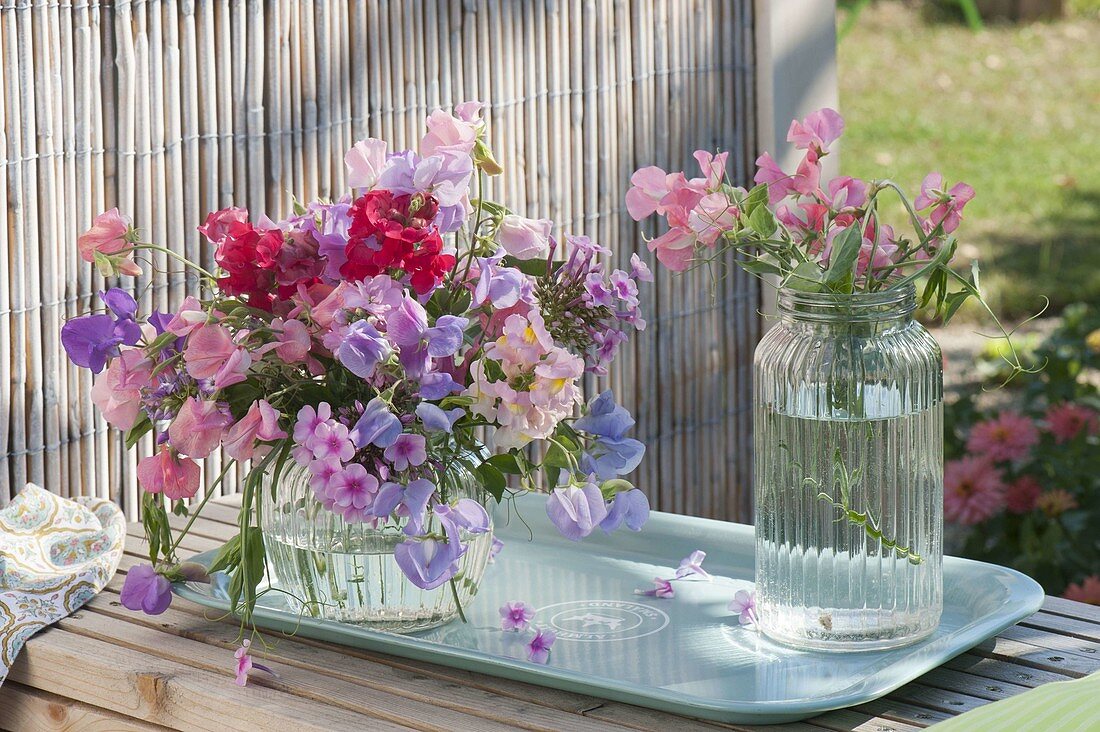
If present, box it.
[0,682,170,732]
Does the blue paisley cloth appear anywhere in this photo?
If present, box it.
[0,484,126,685]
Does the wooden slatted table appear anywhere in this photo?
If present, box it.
[3,499,1098,731]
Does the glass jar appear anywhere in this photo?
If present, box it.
[753,284,943,651]
[261,458,494,633]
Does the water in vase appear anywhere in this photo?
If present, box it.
[755,384,943,650]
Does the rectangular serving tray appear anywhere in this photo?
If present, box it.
[173,494,1045,725]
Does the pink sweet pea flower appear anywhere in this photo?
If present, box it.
[791,149,822,197]
[497,215,553,260]
[184,324,251,389]
[421,107,480,157]
[256,318,312,364]
[137,446,201,500]
[90,349,153,430]
[728,589,758,627]
[753,153,795,204]
[500,601,536,631]
[165,296,209,337]
[526,627,556,664]
[692,150,729,191]
[827,176,869,210]
[223,400,288,461]
[77,208,142,276]
[625,166,699,221]
[786,107,844,154]
[914,173,975,234]
[168,397,232,459]
[688,192,738,247]
[345,138,388,190]
[233,639,276,687]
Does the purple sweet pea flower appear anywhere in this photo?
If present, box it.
[418,370,462,399]
[387,295,469,377]
[574,391,635,440]
[634,577,675,599]
[500,601,536,632]
[545,482,609,541]
[378,150,474,208]
[350,397,403,449]
[61,289,144,373]
[337,319,394,378]
[415,402,464,433]
[119,563,173,615]
[233,638,277,687]
[599,488,650,533]
[526,627,556,664]
[393,534,464,590]
[728,589,758,627]
[474,251,530,309]
[436,499,491,535]
[370,478,438,535]
[676,550,711,580]
[581,436,646,480]
[489,536,505,562]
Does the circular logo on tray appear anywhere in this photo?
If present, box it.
[541,600,670,643]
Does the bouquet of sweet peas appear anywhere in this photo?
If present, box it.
[62,100,652,621]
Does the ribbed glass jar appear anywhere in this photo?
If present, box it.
[753,284,943,651]
[260,459,494,633]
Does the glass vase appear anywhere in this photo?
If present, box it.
[260,459,494,633]
[753,284,943,651]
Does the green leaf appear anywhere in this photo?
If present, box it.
[824,226,862,287]
[747,205,777,237]
[737,259,784,277]
[743,183,768,214]
[475,462,507,502]
[125,413,153,449]
[502,255,552,278]
[941,290,972,324]
[485,452,522,474]
[784,261,825,292]
[481,358,506,383]
[543,443,574,470]
[207,534,242,574]
[145,330,180,354]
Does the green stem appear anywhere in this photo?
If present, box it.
[449,577,468,624]
[135,243,218,282]
[168,462,234,557]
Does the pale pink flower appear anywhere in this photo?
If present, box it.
[676,550,711,580]
[137,446,201,500]
[914,173,974,234]
[1063,576,1100,605]
[233,639,275,687]
[499,601,536,631]
[688,192,738,247]
[267,318,312,363]
[90,349,152,430]
[223,400,288,461]
[966,411,1039,463]
[309,421,355,463]
[345,138,388,190]
[184,324,251,389]
[634,577,675,599]
[165,296,209,337]
[421,108,480,157]
[168,397,232,459]
[943,456,1005,525]
[786,108,844,153]
[1045,403,1099,444]
[526,627,556,664]
[78,208,141,276]
[496,215,553,260]
[827,176,869,210]
[691,150,729,191]
[625,166,674,220]
[728,589,758,626]
[384,433,427,471]
[753,152,795,204]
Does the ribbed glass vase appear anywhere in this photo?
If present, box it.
[753,284,943,651]
[260,459,494,633]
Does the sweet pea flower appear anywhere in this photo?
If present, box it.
[345,138,388,190]
[268,318,312,363]
[233,639,276,687]
[489,536,504,562]
[90,349,152,429]
[387,295,469,377]
[753,152,795,204]
[61,289,143,373]
[688,192,738,247]
[436,499,492,535]
[827,176,869,210]
[500,601,535,632]
[526,627,556,664]
[393,535,464,590]
[370,478,437,532]
[137,446,202,500]
[184,324,252,389]
[473,251,530,309]
[599,489,650,533]
[676,550,711,580]
[634,577,675,599]
[223,400,287,461]
[378,149,473,208]
[165,296,209,337]
[545,482,608,541]
[119,563,172,615]
[692,150,729,191]
[337,319,394,378]
[77,208,142,276]
[168,397,232,458]
[496,215,553,260]
[728,589,758,626]
[418,370,462,400]
[786,107,844,153]
[421,106,481,158]
[384,433,427,471]
[576,391,635,439]
[350,397,403,449]
[415,402,463,433]
[914,172,975,234]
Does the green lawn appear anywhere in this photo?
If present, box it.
[838,1,1100,321]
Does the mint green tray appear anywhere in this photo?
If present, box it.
[173,494,1044,725]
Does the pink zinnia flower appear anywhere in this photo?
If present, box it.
[1063,576,1100,605]
[1005,475,1042,514]
[526,627,556,664]
[943,456,1005,525]
[499,601,536,632]
[965,411,1039,463]
[1045,403,1099,444]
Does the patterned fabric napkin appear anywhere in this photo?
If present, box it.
[930,670,1100,731]
[0,483,126,685]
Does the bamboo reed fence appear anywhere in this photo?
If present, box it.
[0,0,760,522]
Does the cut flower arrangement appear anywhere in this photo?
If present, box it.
[62,100,654,637]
